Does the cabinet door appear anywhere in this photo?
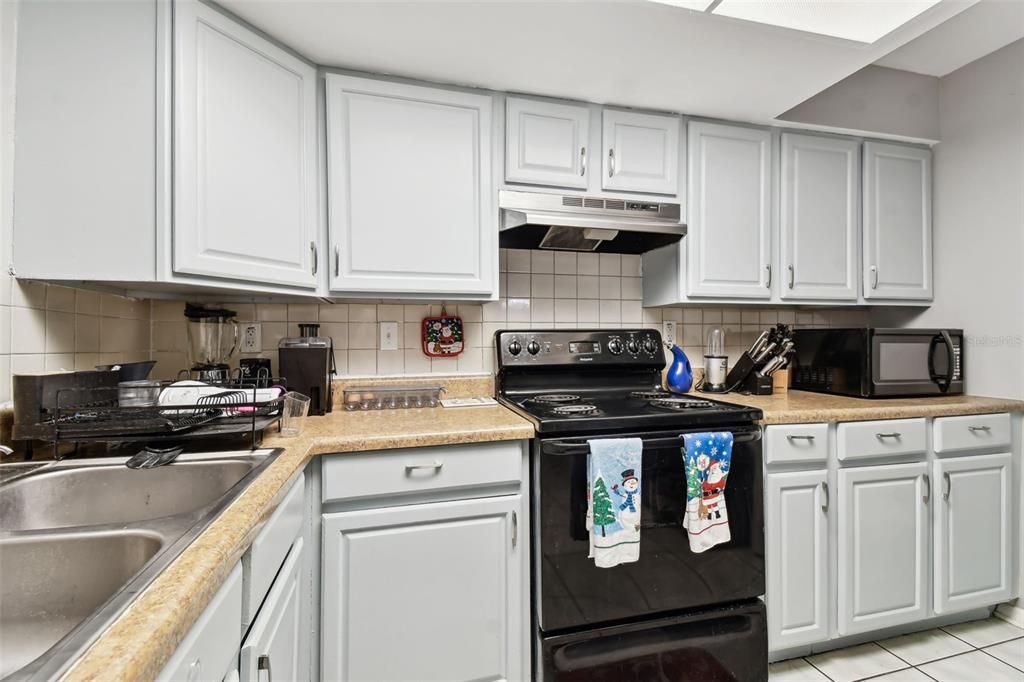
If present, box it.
[766,470,830,652]
[780,133,859,301]
[326,75,496,296]
[837,462,929,636]
[863,142,932,300]
[601,109,680,194]
[934,453,1013,614]
[505,98,589,189]
[174,1,318,288]
[239,538,304,682]
[322,496,523,682]
[686,122,772,298]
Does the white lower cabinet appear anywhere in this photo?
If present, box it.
[933,452,1013,614]
[240,537,305,682]
[322,495,523,682]
[765,469,830,651]
[837,462,930,636]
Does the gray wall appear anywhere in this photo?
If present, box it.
[873,39,1024,400]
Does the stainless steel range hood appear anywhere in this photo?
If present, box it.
[498,190,684,254]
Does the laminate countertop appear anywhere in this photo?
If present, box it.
[57,404,534,682]
[715,390,1024,425]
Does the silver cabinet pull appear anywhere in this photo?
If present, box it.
[875,432,902,439]
[310,242,318,276]
[580,146,587,176]
[258,655,272,682]
[765,264,772,288]
[787,434,815,442]
[870,265,878,289]
[968,425,991,432]
[512,510,518,548]
[821,481,829,513]
[788,264,795,289]
[334,246,340,277]
[405,461,443,473]
[943,471,951,500]
[923,473,931,503]
[608,148,616,177]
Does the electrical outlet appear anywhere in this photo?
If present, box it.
[662,321,677,347]
[242,323,261,353]
[379,321,399,351]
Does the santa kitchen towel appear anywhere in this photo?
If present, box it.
[682,432,734,553]
[586,438,643,568]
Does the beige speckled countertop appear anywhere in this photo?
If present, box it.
[59,402,533,682]
[715,390,1024,425]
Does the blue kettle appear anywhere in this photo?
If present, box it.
[666,344,693,394]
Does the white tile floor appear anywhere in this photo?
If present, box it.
[769,617,1024,682]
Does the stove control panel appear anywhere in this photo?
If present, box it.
[496,329,665,367]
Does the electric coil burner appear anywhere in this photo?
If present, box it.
[495,328,767,682]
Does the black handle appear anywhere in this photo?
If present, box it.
[928,331,954,393]
[542,428,761,456]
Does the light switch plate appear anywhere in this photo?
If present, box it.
[242,323,261,353]
[662,321,677,347]
[379,321,399,351]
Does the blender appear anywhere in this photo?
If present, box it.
[184,303,239,381]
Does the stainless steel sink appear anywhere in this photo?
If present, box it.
[0,449,282,681]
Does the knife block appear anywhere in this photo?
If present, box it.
[740,372,774,395]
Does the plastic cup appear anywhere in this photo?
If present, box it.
[280,392,311,437]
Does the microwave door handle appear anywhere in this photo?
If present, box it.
[928,331,954,393]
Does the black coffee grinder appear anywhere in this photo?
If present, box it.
[278,323,336,415]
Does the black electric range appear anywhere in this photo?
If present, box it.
[496,329,768,682]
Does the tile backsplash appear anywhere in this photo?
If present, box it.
[0,249,868,399]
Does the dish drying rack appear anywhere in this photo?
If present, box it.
[41,376,288,458]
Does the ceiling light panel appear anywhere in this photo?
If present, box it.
[712,0,944,43]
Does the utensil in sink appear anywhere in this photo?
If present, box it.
[125,446,185,469]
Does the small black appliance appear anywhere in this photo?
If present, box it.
[278,323,336,415]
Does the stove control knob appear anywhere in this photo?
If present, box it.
[626,339,640,354]
[607,338,624,355]
[526,340,541,355]
[643,338,659,354]
[508,340,522,356]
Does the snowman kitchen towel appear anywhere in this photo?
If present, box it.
[586,438,643,568]
[682,432,734,553]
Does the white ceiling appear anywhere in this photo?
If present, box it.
[219,0,976,124]
[875,0,1024,76]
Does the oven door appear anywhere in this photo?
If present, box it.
[871,329,964,396]
[534,425,764,633]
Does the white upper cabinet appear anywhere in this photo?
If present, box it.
[780,133,859,301]
[837,462,930,636]
[933,453,1013,614]
[863,141,933,301]
[326,75,496,298]
[686,122,772,298]
[174,1,318,289]
[602,109,680,195]
[505,98,589,189]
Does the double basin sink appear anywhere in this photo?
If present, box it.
[0,450,281,681]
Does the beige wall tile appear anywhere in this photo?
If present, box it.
[44,311,75,354]
[0,305,10,355]
[347,349,377,376]
[599,253,621,276]
[319,303,349,322]
[256,303,287,322]
[12,281,46,309]
[45,353,75,371]
[45,285,76,312]
[349,303,376,322]
[287,303,318,322]
[11,307,45,354]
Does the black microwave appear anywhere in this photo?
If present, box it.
[791,328,964,398]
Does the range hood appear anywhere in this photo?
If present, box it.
[499,190,684,254]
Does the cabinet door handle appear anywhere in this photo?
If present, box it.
[923,473,931,503]
[334,246,340,277]
[512,510,518,548]
[943,471,951,500]
[875,432,902,440]
[608,148,615,177]
[786,434,815,442]
[788,264,795,289]
[870,265,878,289]
[310,242,318,276]
[820,481,829,513]
[258,654,272,682]
[968,425,991,433]
[580,146,587,176]
[765,264,772,288]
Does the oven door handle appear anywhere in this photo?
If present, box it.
[542,429,762,456]
[928,331,954,394]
